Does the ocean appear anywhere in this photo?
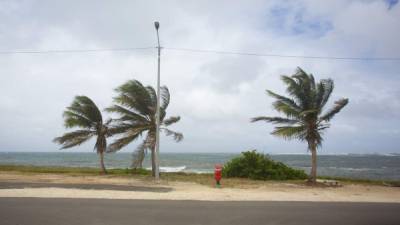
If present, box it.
[0,152,399,181]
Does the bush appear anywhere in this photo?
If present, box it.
[223,150,307,180]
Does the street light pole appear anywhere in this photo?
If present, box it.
[154,21,161,181]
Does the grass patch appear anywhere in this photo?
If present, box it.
[1,164,398,187]
[317,175,400,186]
[0,164,150,176]
[0,164,304,187]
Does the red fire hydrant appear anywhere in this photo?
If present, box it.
[214,164,222,188]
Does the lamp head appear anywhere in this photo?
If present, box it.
[154,21,160,30]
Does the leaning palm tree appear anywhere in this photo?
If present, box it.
[53,96,111,174]
[106,80,183,176]
[251,67,349,184]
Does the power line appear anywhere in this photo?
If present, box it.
[164,47,400,61]
[0,47,155,54]
[0,46,399,61]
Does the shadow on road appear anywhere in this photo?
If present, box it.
[0,182,172,192]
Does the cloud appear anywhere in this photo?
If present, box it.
[266,2,333,38]
[0,0,399,153]
[385,0,399,9]
[198,56,265,91]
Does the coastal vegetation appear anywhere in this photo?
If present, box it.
[53,80,183,177]
[251,68,349,184]
[1,165,398,187]
[222,150,307,180]
[106,80,183,176]
[53,96,112,174]
[51,67,351,183]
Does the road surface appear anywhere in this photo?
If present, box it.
[1,198,399,225]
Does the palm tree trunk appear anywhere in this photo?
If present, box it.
[99,152,107,174]
[151,147,156,177]
[308,142,317,184]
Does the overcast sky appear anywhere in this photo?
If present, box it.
[0,0,399,154]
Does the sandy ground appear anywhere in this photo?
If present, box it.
[0,172,399,202]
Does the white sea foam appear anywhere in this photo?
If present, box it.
[185,169,213,174]
[326,166,373,171]
[144,166,213,174]
[145,166,187,173]
[160,166,186,172]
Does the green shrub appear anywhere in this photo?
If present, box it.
[222,150,307,180]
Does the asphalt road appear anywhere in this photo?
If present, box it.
[1,198,399,225]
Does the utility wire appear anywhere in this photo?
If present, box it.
[1,46,399,61]
[164,47,400,61]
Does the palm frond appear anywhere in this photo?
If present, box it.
[163,116,181,126]
[317,79,334,109]
[309,131,324,148]
[295,72,314,109]
[160,86,170,110]
[104,118,113,126]
[281,75,301,96]
[319,98,349,122]
[162,128,184,142]
[281,75,308,108]
[107,120,150,137]
[271,126,307,141]
[267,90,301,111]
[131,140,147,169]
[317,124,330,131]
[106,122,132,136]
[63,111,94,129]
[107,132,142,152]
[159,107,167,122]
[105,104,149,123]
[53,130,95,149]
[309,73,316,91]
[272,101,302,118]
[66,96,102,124]
[131,132,157,168]
[61,96,102,129]
[146,86,157,114]
[299,109,319,116]
[113,80,154,116]
[251,116,299,124]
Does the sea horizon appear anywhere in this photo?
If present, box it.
[1,152,399,181]
[1,151,399,156]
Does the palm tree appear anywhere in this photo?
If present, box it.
[53,96,111,174]
[106,80,183,176]
[251,67,349,184]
